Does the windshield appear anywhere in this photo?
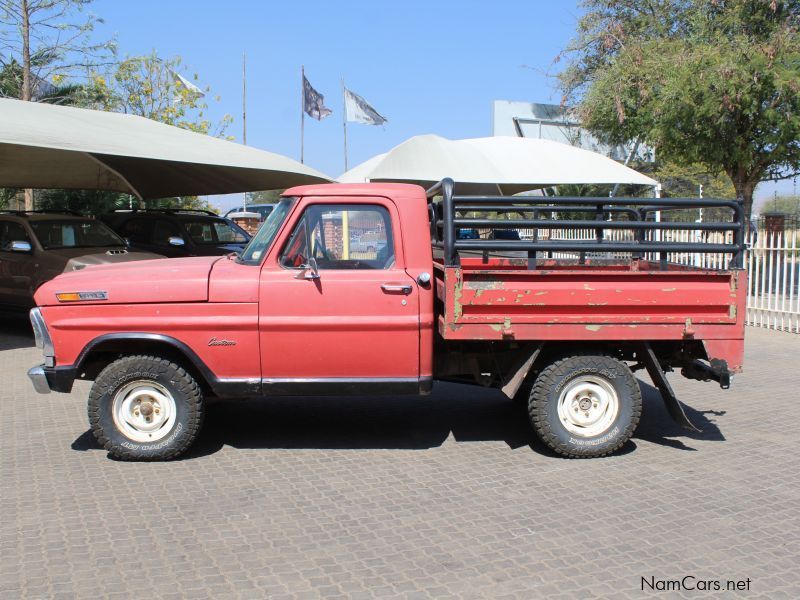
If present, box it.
[30,219,125,250]
[182,219,250,245]
[239,197,295,263]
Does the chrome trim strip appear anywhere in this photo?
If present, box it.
[29,308,54,358]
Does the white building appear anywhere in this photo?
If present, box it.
[492,100,653,164]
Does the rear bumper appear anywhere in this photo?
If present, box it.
[27,365,77,394]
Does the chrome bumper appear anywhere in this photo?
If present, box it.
[28,365,51,394]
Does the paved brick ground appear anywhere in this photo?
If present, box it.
[1,316,798,599]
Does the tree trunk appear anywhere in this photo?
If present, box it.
[22,0,34,211]
[21,0,31,101]
[734,181,755,224]
[728,165,756,229]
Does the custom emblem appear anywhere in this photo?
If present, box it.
[208,338,237,347]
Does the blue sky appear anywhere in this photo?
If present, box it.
[92,0,791,208]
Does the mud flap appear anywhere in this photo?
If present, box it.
[641,343,701,432]
[500,343,543,399]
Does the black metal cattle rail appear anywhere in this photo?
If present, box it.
[426,178,745,270]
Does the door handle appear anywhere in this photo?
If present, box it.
[381,283,412,295]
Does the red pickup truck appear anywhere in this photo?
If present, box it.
[27,179,746,460]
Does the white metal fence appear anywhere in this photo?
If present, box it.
[505,226,800,334]
[744,232,799,333]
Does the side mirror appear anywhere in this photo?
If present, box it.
[9,240,32,253]
[168,236,185,247]
[123,237,132,248]
[295,256,320,280]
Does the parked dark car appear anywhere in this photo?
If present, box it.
[0,210,161,310]
[101,209,251,258]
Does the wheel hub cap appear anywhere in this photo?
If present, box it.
[557,375,620,438]
[112,381,177,443]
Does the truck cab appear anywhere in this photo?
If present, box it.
[27,181,746,461]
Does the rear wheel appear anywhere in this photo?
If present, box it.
[528,355,641,458]
[88,355,204,461]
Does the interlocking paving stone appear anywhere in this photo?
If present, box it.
[1,315,798,598]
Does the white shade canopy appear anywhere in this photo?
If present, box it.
[339,134,658,194]
[0,98,331,199]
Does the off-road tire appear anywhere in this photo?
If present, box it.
[529,354,641,458]
[88,355,204,461]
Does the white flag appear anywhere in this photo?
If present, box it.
[344,88,387,125]
[171,70,205,101]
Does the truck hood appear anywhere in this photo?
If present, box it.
[55,247,163,273]
[35,256,220,306]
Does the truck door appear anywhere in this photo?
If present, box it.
[259,199,421,394]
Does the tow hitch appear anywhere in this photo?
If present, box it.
[681,359,732,389]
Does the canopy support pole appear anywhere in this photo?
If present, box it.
[83,153,144,201]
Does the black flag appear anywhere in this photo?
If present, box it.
[303,75,332,120]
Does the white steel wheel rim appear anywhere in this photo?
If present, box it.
[556,375,620,438]
[112,380,177,443]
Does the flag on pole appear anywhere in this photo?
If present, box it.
[344,88,387,125]
[303,75,332,120]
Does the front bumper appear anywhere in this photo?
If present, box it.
[28,366,50,394]
[27,365,77,394]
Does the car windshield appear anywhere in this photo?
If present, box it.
[30,219,125,250]
[239,198,295,264]
[182,219,250,245]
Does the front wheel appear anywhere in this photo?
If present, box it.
[528,355,641,458]
[88,355,204,461]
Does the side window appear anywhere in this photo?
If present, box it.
[280,204,394,270]
[152,219,180,246]
[0,221,31,251]
[120,218,153,244]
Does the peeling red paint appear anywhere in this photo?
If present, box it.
[437,258,746,347]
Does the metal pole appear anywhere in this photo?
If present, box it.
[341,78,348,172]
[242,52,247,212]
[300,65,305,164]
[242,53,247,146]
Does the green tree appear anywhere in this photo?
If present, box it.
[761,194,800,216]
[86,52,231,212]
[246,190,283,204]
[652,161,736,200]
[560,0,800,223]
[95,52,232,137]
